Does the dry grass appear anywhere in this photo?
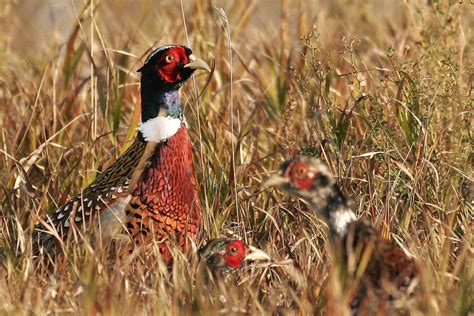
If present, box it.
[0,0,472,314]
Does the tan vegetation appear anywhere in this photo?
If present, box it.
[0,0,472,314]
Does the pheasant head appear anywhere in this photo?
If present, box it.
[199,239,270,274]
[137,45,210,138]
[265,156,357,238]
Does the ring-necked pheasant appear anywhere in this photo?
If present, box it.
[199,238,270,276]
[265,156,419,314]
[32,45,211,264]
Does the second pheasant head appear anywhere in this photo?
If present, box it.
[265,156,356,237]
[265,156,337,205]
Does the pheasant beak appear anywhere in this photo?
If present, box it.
[244,245,270,262]
[263,174,290,188]
[183,54,211,72]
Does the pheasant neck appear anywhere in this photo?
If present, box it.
[141,80,182,121]
[308,184,357,240]
[139,85,185,142]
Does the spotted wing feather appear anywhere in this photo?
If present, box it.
[32,137,147,255]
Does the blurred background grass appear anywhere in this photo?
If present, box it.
[0,0,472,314]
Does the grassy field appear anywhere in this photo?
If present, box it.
[0,0,472,314]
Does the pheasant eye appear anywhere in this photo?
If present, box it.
[229,246,238,255]
[164,54,174,64]
[293,165,308,179]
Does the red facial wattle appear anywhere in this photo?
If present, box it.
[223,241,246,269]
[285,161,316,191]
[293,176,314,190]
[157,47,189,83]
[224,254,243,269]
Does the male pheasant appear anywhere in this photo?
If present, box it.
[32,45,210,264]
[266,156,419,314]
[199,238,270,276]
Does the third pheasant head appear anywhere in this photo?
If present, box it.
[199,238,270,275]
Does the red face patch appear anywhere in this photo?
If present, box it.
[284,161,318,190]
[222,240,247,269]
[156,47,189,83]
